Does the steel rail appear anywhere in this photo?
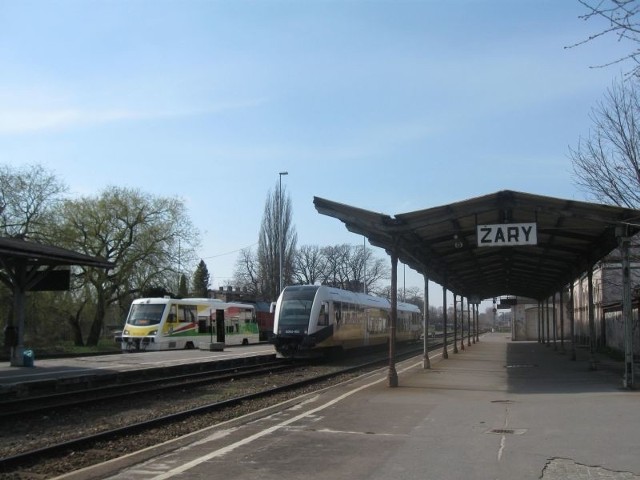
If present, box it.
[0,359,294,417]
[0,345,434,472]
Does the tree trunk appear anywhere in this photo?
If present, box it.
[67,312,84,347]
[86,291,106,346]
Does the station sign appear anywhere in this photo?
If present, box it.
[477,223,537,247]
[468,295,481,305]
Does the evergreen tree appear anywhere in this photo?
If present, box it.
[192,260,210,298]
[178,274,188,298]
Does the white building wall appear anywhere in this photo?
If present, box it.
[511,294,571,342]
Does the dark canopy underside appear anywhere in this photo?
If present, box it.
[314,190,640,301]
[0,236,113,271]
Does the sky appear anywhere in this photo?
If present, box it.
[0,0,627,308]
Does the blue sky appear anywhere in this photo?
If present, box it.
[0,0,625,306]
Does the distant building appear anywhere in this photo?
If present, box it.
[510,242,640,357]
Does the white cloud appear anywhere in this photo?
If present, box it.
[0,108,140,134]
[0,98,269,135]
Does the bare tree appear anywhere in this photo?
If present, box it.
[570,0,640,78]
[233,247,261,296]
[569,78,640,208]
[0,163,67,240]
[256,183,297,301]
[321,244,351,288]
[321,244,389,293]
[293,244,328,285]
[362,249,390,294]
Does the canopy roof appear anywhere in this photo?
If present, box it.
[314,190,640,301]
[0,236,113,270]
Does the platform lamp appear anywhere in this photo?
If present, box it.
[279,171,288,296]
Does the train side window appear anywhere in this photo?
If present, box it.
[167,305,177,323]
[318,302,329,326]
[178,305,197,323]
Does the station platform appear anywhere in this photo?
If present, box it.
[0,344,277,398]
[55,332,640,480]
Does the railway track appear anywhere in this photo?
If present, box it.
[0,358,295,416]
[0,341,451,478]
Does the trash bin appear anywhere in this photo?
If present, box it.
[22,349,34,367]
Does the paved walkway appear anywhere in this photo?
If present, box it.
[399,334,640,480]
[57,333,640,480]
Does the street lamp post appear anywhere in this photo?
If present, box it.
[278,171,288,296]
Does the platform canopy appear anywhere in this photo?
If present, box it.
[0,236,114,366]
[0,236,114,272]
[314,190,640,301]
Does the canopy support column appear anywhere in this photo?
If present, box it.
[473,304,480,343]
[588,268,597,371]
[423,275,431,369]
[442,286,448,359]
[570,282,576,361]
[618,229,634,389]
[553,293,557,351]
[10,262,27,366]
[467,300,472,347]
[388,249,398,387]
[453,294,459,354]
[459,296,465,351]
[560,288,565,353]
[538,301,543,343]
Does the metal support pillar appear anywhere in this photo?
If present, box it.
[539,301,544,343]
[618,231,634,389]
[459,296,465,351]
[560,288,565,353]
[467,301,472,347]
[453,294,459,354]
[388,250,399,387]
[472,304,477,344]
[475,303,479,343]
[10,260,27,367]
[588,268,597,370]
[570,282,576,361]
[553,293,557,351]
[423,274,431,369]
[442,286,448,359]
[546,298,550,346]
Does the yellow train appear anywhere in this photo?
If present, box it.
[119,297,257,351]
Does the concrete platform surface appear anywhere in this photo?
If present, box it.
[56,333,640,480]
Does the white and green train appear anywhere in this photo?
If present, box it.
[119,297,258,351]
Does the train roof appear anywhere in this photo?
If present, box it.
[131,297,253,308]
[284,285,421,313]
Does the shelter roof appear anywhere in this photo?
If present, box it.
[0,236,114,270]
[314,190,640,301]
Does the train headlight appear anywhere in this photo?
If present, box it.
[150,330,158,335]
[123,330,129,335]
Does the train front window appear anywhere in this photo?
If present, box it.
[278,287,318,327]
[127,304,165,326]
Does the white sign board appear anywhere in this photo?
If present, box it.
[477,223,537,247]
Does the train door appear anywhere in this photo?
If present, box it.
[363,308,370,346]
[333,302,342,329]
[164,303,178,334]
[318,302,329,328]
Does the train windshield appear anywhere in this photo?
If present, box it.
[126,304,166,326]
[278,288,318,327]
